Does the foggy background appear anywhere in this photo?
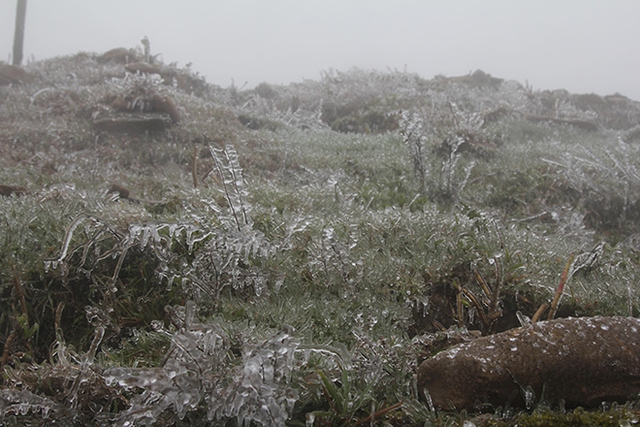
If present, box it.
[1,0,639,101]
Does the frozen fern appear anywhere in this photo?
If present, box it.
[209,144,252,231]
[208,326,300,427]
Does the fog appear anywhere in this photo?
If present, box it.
[1,0,639,100]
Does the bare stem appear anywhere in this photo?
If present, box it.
[192,146,199,188]
[548,253,575,320]
[531,303,549,323]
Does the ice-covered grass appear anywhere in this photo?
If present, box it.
[2,54,640,425]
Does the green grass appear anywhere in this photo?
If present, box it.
[2,55,640,426]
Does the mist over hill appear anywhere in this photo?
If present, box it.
[5,50,640,135]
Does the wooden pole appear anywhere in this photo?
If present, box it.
[12,0,28,66]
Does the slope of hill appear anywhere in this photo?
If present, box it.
[1,51,640,426]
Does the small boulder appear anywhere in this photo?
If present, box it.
[0,184,28,197]
[98,47,140,64]
[0,64,34,85]
[417,316,640,411]
[124,61,163,75]
[111,93,180,124]
[107,184,131,200]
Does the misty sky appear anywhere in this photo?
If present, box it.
[1,0,639,100]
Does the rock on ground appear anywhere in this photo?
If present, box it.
[417,316,640,411]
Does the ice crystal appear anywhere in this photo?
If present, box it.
[105,302,300,427]
[0,390,57,422]
[209,327,300,427]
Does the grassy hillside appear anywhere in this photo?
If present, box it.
[2,52,640,426]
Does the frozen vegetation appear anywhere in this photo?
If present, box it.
[2,49,640,426]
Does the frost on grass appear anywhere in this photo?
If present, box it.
[0,306,111,425]
[44,144,278,306]
[105,301,300,427]
[556,137,640,233]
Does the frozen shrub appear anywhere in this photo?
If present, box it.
[399,109,475,203]
[0,389,58,423]
[105,302,300,427]
[558,137,640,235]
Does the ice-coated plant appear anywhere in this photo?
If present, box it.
[399,110,428,192]
[236,89,327,130]
[105,301,300,427]
[555,136,640,234]
[0,304,111,425]
[399,109,475,202]
[42,143,278,309]
[0,389,58,422]
[208,144,253,231]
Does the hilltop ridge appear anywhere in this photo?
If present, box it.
[3,51,640,136]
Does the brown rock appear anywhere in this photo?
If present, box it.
[0,184,28,197]
[108,184,130,200]
[111,94,180,124]
[417,316,640,411]
[146,95,180,124]
[0,74,11,86]
[482,106,512,124]
[604,93,630,104]
[446,69,504,88]
[99,47,140,64]
[0,64,34,85]
[524,114,598,132]
[124,61,162,75]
